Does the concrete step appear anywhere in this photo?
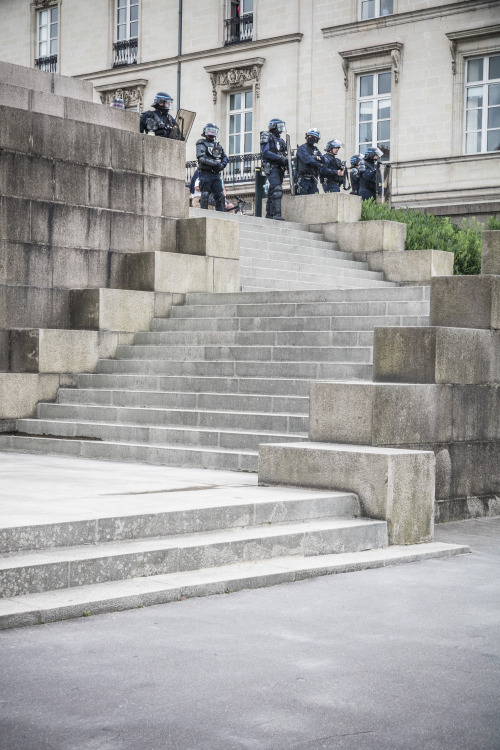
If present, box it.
[239,249,367,270]
[133,330,374,347]
[0,488,361,553]
[185,287,431,305]
[0,543,469,630]
[76,373,316,396]
[0,516,388,599]
[152,314,429,332]
[189,207,312,233]
[57,388,310,414]
[239,265,386,284]
[15,417,308,452]
[36,403,309,434]
[94,359,372,379]
[168,301,429,319]
[0,434,259,471]
[112,344,372,363]
[240,277,395,291]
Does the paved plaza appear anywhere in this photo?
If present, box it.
[0,453,498,750]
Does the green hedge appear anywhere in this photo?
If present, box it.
[487,216,500,230]
[360,199,482,275]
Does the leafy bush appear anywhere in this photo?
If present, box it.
[487,216,500,230]
[360,199,481,275]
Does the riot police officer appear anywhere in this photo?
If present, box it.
[196,123,228,212]
[320,139,345,193]
[296,129,323,195]
[349,154,363,196]
[358,147,383,200]
[260,118,288,220]
[140,92,176,137]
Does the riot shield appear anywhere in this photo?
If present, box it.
[286,134,295,196]
[169,109,196,141]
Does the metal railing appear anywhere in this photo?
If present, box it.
[186,153,262,188]
[113,38,138,67]
[224,13,253,45]
[35,55,57,73]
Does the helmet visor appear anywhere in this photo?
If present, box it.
[205,125,219,138]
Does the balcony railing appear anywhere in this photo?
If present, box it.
[113,38,138,67]
[35,55,57,73]
[186,153,261,189]
[224,13,253,45]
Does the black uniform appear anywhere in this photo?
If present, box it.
[196,137,228,212]
[358,157,378,200]
[140,106,176,138]
[296,142,322,194]
[261,130,288,219]
[320,152,344,193]
[350,166,360,195]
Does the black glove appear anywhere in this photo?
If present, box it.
[279,155,288,167]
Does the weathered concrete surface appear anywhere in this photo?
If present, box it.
[0,498,496,750]
[358,249,454,283]
[323,219,406,253]
[0,59,94,101]
[259,441,435,545]
[69,288,155,332]
[125,252,239,294]
[373,326,500,384]
[481,230,500,275]
[282,193,361,225]
[177,216,240,259]
[430,275,500,330]
[0,373,61,419]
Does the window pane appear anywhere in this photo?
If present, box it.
[359,101,373,121]
[487,130,500,151]
[50,7,58,21]
[378,143,390,160]
[378,120,390,140]
[378,99,391,119]
[245,91,253,108]
[40,26,48,41]
[466,131,481,153]
[230,93,241,111]
[467,58,483,83]
[51,22,58,38]
[359,142,371,154]
[130,21,138,37]
[488,106,500,129]
[130,5,138,21]
[229,134,240,154]
[243,0,253,12]
[378,72,391,95]
[39,41,48,56]
[118,0,127,6]
[359,75,373,97]
[245,112,252,131]
[380,0,393,15]
[489,56,500,81]
[117,25,126,40]
[359,122,373,143]
[230,114,241,135]
[118,8,127,23]
[50,39,57,54]
[489,84,500,106]
[40,10,48,24]
[466,109,482,131]
[361,0,375,20]
[244,132,252,152]
[466,86,483,108]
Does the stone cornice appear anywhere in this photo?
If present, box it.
[339,43,403,89]
[205,58,265,103]
[204,57,265,74]
[446,24,500,42]
[392,152,500,169]
[322,0,497,39]
[76,33,302,82]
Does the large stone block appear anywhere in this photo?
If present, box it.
[31,116,112,168]
[309,381,453,445]
[0,284,70,329]
[362,249,453,283]
[0,197,32,243]
[64,98,138,132]
[0,105,32,154]
[282,193,361,225]
[211,257,240,293]
[373,326,499,384]
[322,220,406,253]
[176,217,240,259]
[70,288,155,332]
[126,252,210,294]
[481,231,500,275]
[0,373,60,419]
[161,178,189,219]
[31,201,111,251]
[258,442,435,545]
[143,136,185,180]
[0,61,93,100]
[0,81,30,111]
[430,275,500,330]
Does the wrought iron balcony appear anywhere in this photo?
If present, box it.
[224,13,253,45]
[113,38,138,67]
[35,55,57,73]
[186,153,261,188]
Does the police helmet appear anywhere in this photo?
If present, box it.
[203,123,219,139]
[110,97,125,109]
[268,118,286,134]
[153,92,173,108]
[325,139,343,152]
[364,146,383,159]
[350,153,363,166]
[305,128,321,143]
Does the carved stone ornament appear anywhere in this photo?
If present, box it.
[98,83,147,112]
[31,0,56,8]
[391,48,401,84]
[339,43,403,91]
[209,65,262,104]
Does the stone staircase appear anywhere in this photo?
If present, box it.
[190,208,391,291]
[1,284,430,471]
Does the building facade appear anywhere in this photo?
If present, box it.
[1,0,499,219]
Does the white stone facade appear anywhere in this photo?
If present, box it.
[1,0,499,215]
